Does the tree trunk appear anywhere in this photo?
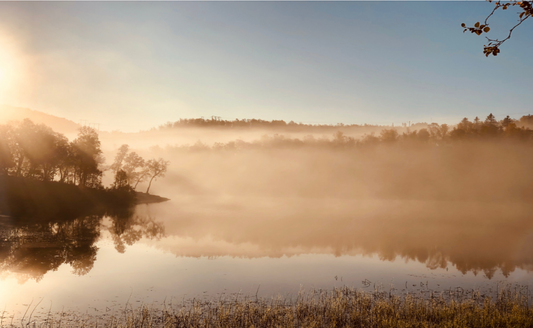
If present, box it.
[59,167,66,183]
[146,175,155,194]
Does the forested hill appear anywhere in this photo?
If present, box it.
[156,117,426,132]
[0,105,81,137]
[157,115,533,132]
[4,105,533,135]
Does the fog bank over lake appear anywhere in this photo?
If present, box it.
[2,117,533,315]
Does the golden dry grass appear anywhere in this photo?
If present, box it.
[2,286,532,328]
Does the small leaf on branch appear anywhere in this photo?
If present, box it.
[483,26,490,32]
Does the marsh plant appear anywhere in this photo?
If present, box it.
[2,285,532,328]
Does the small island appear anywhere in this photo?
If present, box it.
[0,119,169,219]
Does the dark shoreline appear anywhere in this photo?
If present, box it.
[135,191,170,204]
[0,176,168,219]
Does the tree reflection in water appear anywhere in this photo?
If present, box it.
[106,206,165,254]
[141,199,533,279]
[0,208,164,282]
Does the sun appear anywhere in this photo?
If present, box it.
[0,33,27,106]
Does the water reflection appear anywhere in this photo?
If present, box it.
[0,209,164,282]
[1,198,533,283]
[108,207,165,253]
[139,198,533,279]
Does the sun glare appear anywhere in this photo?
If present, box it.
[0,33,26,106]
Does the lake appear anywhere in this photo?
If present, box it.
[1,196,532,319]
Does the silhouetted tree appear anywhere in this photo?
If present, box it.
[110,144,129,174]
[123,152,148,189]
[71,126,103,188]
[113,169,130,189]
[417,128,431,142]
[501,115,513,128]
[2,119,70,181]
[11,119,34,177]
[358,133,380,147]
[401,128,432,144]
[427,123,449,142]
[145,158,170,194]
[480,113,500,137]
[332,131,355,147]
[519,114,533,127]
[380,129,399,143]
[55,135,73,183]
[0,124,14,174]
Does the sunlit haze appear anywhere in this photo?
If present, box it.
[0,2,532,131]
[1,1,533,325]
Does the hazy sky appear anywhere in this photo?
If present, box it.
[0,1,531,132]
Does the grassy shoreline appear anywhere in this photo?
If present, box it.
[2,286,532,328]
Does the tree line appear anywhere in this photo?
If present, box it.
[156,117,397,132]
[0,119,169,194]
[164,114,533,152]
[0,119,104,187]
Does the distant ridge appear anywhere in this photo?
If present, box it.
[0,105,81,137]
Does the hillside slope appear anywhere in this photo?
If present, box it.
[0,105,81,137]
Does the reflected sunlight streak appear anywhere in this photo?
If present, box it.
[0,280,12,308]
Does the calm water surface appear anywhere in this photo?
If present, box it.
[1,197,532,316]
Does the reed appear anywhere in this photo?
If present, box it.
[2,286,532,328]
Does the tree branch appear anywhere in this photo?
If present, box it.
[462,0,532,56]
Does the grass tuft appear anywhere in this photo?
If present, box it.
[2,286,532,327]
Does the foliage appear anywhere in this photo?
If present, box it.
[145,158,170,194]
[71,126,104,188]
[109,144,169,192]
[0,119,171,200]
[0,120,105,188]
[164,113,533,153]
[0,121,155,219]
[113,169,131,189]
[157,117,383,132]
[110,144,129,174]
[462,0,532,56]
[123,151,149,189]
